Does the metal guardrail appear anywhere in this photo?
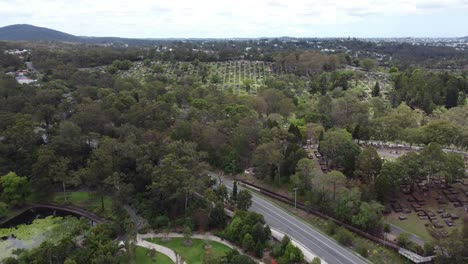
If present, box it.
[238,179,435,263]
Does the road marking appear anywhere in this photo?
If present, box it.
[213,175,364,264]
[252,198,360,264]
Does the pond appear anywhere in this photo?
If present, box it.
[0,208,83,260]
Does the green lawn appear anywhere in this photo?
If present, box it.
[52,191,113,219]
[386,213,432,241]
[146,237,232,264]
[135,246,174,264]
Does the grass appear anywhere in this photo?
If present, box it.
[52,191,114,219]
[135,246,174,264]
[146,237,232,264]
[386,213,432,241]
[386,203,465,242]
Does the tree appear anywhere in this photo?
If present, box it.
[354,147,382,185]
[396,233,411,247]
[254,240,263,258]
[335,227,354,246]
[253,141,284,183]
[444,153,465,185]
[294,158,316,191]
[232,181,238,201]
[0,172,28,207]
[183,225,192,244]
[334,187,361,223]
[0,202,8,219]
[422,120,460,146]
[351,201,384,233]
[361,58,376,71]
[371,82,380,97]
[217,184,229,203]
[86,139,115,212]
[236,190,252,211]
[420,143,447,187]
[320,129,360,175]
[209,203,227,229]
[242,233,255,252]
[324,171,347,201]
[280,242,304,264]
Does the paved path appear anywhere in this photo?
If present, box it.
[209,172,367,264]
[389,223,426,246]
[136,234,184,264]
[137,233,260,264]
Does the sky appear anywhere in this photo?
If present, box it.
[0,0,468,38]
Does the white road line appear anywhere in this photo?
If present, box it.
[218,178,363,264]
[252,199,358,264]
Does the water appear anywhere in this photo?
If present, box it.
[0,208,82,260]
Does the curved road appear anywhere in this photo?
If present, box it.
[210,173,367,264]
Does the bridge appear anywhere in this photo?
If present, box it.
[0,203,107,227]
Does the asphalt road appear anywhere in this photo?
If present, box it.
[209,173,367,264]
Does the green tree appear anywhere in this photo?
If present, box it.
[354,147,382,185]
[232,181,238,201]
[324,170,347,201]
[280,242,304,264]
[0,172,28,207]
[209,203,227,229]
[371,82,380,97]
[242,233,255,252]
[236,190,252,211]
[183,225,192,244]
[217,184,229,203]
[352,201,384,233]
[361,58,376,71]
[253,141,284,182]
[422,120,460,146]
[444,153,465,185]
[320,129,360,174]
[396,233,411,247]
[294,158,316,190]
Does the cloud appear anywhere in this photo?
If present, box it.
[0,0,467,37]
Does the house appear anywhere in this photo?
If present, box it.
[16,75,35,84]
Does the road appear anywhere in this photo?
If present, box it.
[209,173,367,264]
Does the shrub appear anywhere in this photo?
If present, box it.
[356,245,369,258]
[254,241,263,258]
[311,257,321,264]
[242,234,255,252]
[152,215,169,229]
[423,242,435,256]
[396,233,411,247]
[0,202,8,219]
[325,220,337,236]
[384,223,390,233]
[335,227,354,246]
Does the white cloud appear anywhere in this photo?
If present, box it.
[0,0,467,37]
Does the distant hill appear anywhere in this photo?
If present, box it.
[0,24,80,42]
[0,24,165,46]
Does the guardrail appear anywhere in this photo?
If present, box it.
[238,179,435,263]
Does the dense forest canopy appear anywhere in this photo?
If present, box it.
[0,38,467,263]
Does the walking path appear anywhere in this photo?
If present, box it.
[136,235,184,264]
[388,223,426,246]
[136,232,263,264]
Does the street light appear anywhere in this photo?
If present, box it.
[293,187,298,211]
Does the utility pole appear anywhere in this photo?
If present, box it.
[293,187,298,211]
